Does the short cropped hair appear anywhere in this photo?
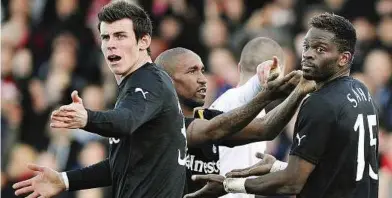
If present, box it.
[309,13,356,55]
[98,1,153,56]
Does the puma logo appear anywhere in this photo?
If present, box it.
[296,134,306,146]
[135,88,148,99]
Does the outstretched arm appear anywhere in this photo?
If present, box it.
[222,77,314,146]
[184,155,315,198]
[51,72,165,138]
[186,71,301,147]
[241,155,314,195]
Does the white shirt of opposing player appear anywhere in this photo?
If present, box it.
[210,75,265,198]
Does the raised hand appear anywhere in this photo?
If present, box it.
[13,164,66,198]
[50,90,88,129]
[263,70,302,99]
[183,174,226,198]
[226,152,276,178]
[296,73,317,95]
[256,56,281,86]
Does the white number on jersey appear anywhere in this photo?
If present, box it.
[354,114,378,181]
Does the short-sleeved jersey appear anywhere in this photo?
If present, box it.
[108,63,186,198]
[290,76,379,198]
[183,109,223,194]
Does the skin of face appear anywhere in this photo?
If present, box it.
[301,27,344,82]
[100,18,147,77]
[172,52,207,108]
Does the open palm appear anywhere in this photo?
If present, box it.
[13,164,65,198]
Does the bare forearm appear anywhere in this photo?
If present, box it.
[194,91,273,144]
[245,171,300,196]
[223,89,306,146]
[259,88,306,140]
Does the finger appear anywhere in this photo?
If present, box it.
[51,110,61,117]
[50,121,71,128]
[226,168,251,178]
[51,115,73,123]
[192,174,222,183]
[13,179,32,189]
[267,73,279,82]
[255,152,265,159]
[183,184,210,198]
[71,90,83,104]
[271,56,278,69]
[53,111,76,119]
[59,105,76,112]
[14,186,34,196]
[280,74,301,93]
[229,166,271,178]
[27,164,45,172]
[270,70,299,88]
[246,166,271,176]
[26,191,40,198]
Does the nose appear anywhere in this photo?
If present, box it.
[105,38,116,51]
[197,72,207,85]
[302,48,314,60]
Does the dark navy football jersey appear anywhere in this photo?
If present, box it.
[184,109,223,194]
[290,76,379,198]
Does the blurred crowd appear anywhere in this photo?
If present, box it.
[1,0,391,197]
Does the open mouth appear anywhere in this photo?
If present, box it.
[197,87,207,95]
[107,55,122,62]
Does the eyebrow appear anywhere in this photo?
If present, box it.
[187,65,198,71]
[100,31,127,37]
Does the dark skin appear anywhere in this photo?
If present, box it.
[184,27,353,198]
[162,52,315,147]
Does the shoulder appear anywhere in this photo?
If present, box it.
[125,63,169,93]
[210,88,240,111]
[194,108,224,120]
[299,93,337,120]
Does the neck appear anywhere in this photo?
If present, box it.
[181,104,194,117]
[316,68,350,90]
[115,53,152,85]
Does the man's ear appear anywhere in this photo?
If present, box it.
[339,52,352,67]
[139,34,151,51]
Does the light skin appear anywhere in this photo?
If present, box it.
[13,18,153,197]
[49,18,153,129]
[100,18,152,84]
[183,27,353,198]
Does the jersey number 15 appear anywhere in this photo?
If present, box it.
[354,114,378,181]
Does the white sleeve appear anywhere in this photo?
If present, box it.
[210,75,262,112]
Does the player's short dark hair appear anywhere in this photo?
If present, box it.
[310,13,356,56]
[98,1,152,56]
[155,47,195,76]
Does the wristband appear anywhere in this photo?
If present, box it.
[223,178,247,193]
[270,160,288,172]
[61,172,70,191]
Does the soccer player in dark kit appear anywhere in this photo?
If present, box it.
[13,1,187,198]
[184,13,380,198]
[155,47,316,195]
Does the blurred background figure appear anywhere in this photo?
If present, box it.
[1,0,391,197]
